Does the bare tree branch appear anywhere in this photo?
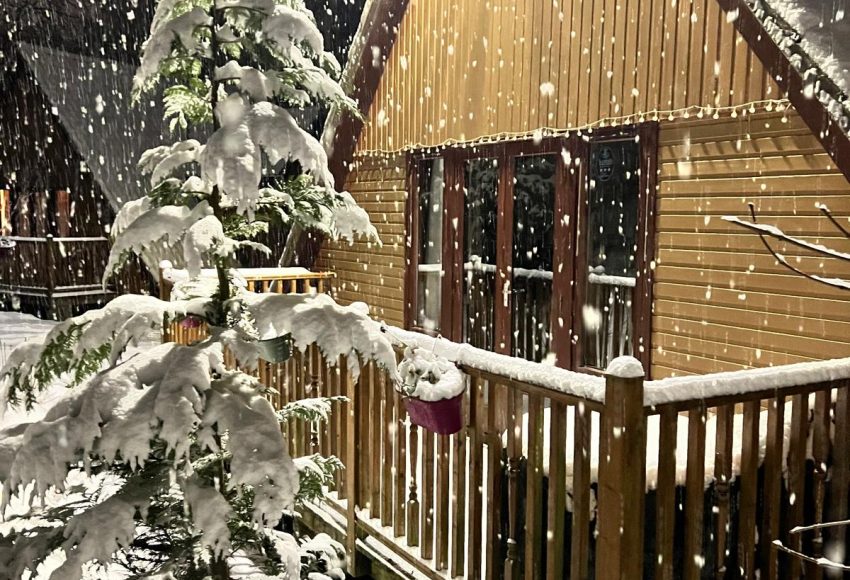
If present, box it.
[722,203,850,291]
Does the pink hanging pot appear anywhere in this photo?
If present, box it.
[404,393,464,435]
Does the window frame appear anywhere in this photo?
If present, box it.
[404,123,658,375]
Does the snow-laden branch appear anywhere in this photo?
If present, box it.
[723,203,850,291]
[135,7,212,92]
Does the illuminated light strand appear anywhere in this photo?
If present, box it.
[353,98,792,158]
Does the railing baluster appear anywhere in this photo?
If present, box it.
[809,390,830,580]
[450,397,468,577]
[407,422,421,548]
[713,404,734,579]
[394,387,407,538]
[828,381,850,568]
[369,363,382,519]
[656,407,678,580]
[485,382,503,579]
[382,371,394,528]
[685,403,707,580]
[468,377,484,578]
[524,392,544,579]
[422,426,435,561]
[503,389,523,580]
[436,432,450,571]
[763,394,785,580]
[788,393,809,579]
[546,400,567,580]
[739,400,760,577]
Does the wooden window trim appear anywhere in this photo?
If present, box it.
[571,123,658,377]
[405,126,657,376]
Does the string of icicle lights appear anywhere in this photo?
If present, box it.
[355,98,793,157]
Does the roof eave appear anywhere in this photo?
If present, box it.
[718,0,850,183]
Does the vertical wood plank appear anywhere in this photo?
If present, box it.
[656,407,678,580]
[713,404,734,579]
[810,390,830,580]
[524,393,544,579]
[597,371,647,579]
[436,433,451,570]
[787,393,809,579]
[369,363,382,519]
[382,371,394,528]
[503,388,523,580]
[828,381,850,567]
[451,417,468,576]
[344,361,359,573]
[763,395,785,580]
[422,427,435,560]
[468,378,484,578]
[394,388,407,538]
[685,403,707,580]
[571,403,592,580]
[547,401,567,580]
[738,400,760,578]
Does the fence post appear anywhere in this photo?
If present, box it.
[343,361,362,575]
[596,357,647,579]
[44,235,56,318]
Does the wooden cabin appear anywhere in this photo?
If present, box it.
[316,0,850,380]
[0,42,159,317]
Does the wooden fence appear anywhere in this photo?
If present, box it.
[0,236,119,317]
[164,272,850,578]
[296,346,850,580]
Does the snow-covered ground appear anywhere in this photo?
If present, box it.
[0,311,56,368]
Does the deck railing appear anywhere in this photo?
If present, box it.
[301,341,850,580]
[164,274,850,578]
[0,236,110,294]
[159,267,334,344]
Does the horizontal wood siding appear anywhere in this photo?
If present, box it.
[316,155,407,327]
[357,0,779,153]
[654,109,850,377]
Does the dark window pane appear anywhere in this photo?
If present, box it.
[463,158,498,350]
[511,155,555,362]
[416,158,444,331]
[581,139,640,369]
[587,141,639,277]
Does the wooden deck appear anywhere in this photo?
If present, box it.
[164,271,850,579]
[0,236,116,317]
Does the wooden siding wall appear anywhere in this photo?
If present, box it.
[357,0,779,153]
[653,108,850,378]
[316,155,407,326]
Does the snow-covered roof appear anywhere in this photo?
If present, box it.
[766,0,850,95]
[18,42,169,212]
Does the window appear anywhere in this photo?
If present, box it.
[579,139,640,370]
[407,126,656,374]
[512,155,555,362]
[415,159,444,331]
[463,158,499,351]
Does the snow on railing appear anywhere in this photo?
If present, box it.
[387,326,606,402]
[644,355,850,406]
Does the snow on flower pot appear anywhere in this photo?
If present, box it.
[399,346,466,435]
[256,334,293,363]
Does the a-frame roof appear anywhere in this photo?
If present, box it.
[324,0,850,184]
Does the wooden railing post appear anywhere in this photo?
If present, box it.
[597,358,647,580]
[343,361,360,575]
[44,235,56,318]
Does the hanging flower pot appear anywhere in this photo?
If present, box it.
[256,334,293,363]
[179,315,204,329]
[405,392,464,435]
[399,345,466,435]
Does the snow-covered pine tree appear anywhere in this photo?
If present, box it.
[0,0,397,577]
